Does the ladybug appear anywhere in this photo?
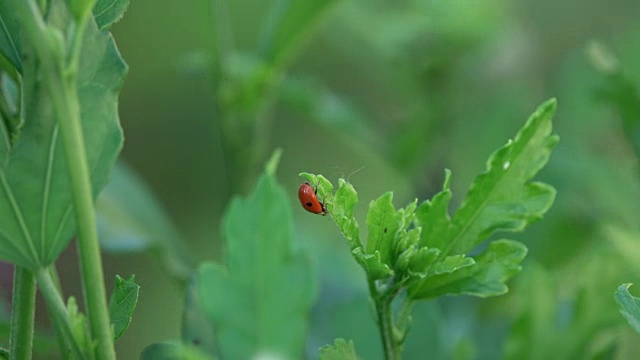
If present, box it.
[298,181,326,215]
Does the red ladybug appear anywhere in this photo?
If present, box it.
[298,181,326,215]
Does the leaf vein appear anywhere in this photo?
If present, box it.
[0,172,38,264]
[41,125,59,259]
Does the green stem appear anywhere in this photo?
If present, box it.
[51,37,116,360]
[396,298,415,346]
[47,265,70,358]
[9,267,36,360]
[368,278,402,360]
[12,2,115,359]
[36,269,84,359]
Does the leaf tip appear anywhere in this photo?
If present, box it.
[265,148,283,176]
[443,169,452,190]
[540,98,558,114]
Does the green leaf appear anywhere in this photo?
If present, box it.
[366,192,403,265]
[0,11,126,269]
[141,342,214,360]
[67,296,95,359]
[264,148,283,176]
[352,247,393,280]
[329,179,363,251]
[429,255,475,276]
[257,0,341,68]
[416,100,558,258]
[319,338,360,360]
[395,228,425,274]
[409,240,527,300]
[415,169,453,250]
[96,161,194,281]
[449,99,558,255]
[299,173,367,265]
[93,0,130,30]
[0,4,22,73]
[299,172,334,201]
[615,283,640,333]
[197,171,317,360]
[402,246,439,277]
[108,275,139,340]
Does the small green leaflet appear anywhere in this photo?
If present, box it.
[108,275,139,340]
[93,0,131,30]
[67,296,94,360]
[319,338,359,360]
[615,283,640,333]
[198,168,317,359]
[366,192,404,266]
[351,247,392,280]
[0,4,126,269]
[409,240,527,299]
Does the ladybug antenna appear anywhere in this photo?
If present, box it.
[346,167,365,183]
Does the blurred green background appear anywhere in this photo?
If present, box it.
[53,0,640,358]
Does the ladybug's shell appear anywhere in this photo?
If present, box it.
[298,182,325,215]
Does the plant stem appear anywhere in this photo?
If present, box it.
[36,269,84,359]
[9,267,36,360]
[59,17,116,360]
[53,41,116,360]
[369,277,402,360]
[397,298,415,336]
[12,2,115,359]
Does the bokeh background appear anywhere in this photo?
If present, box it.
[8,0,640,359]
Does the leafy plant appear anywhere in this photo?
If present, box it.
[141,98,557,359]
[143,151,317,359]
[304,99,558,359]
[0,0,137,358]
[320,338,359,360]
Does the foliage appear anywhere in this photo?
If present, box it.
[0,0,133,358]
[143,152,317,359]
[0,0,126,270]
[108,275,140,341]
[319,338,360,360]
[3,0,640,359]
[615,284,640,333]
[302,99,558,357]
